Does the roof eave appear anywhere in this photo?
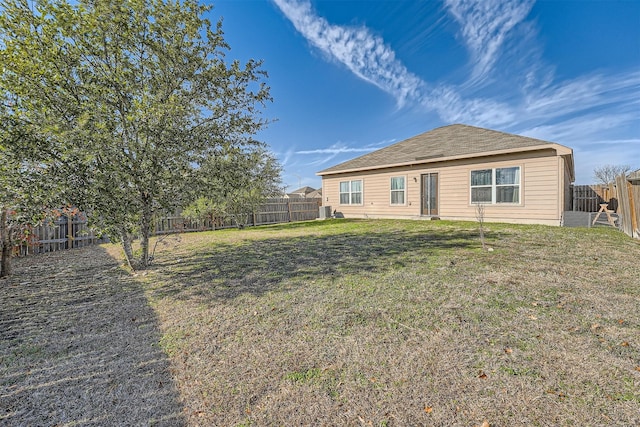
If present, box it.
[317,143,572,176]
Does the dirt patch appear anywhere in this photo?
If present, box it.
[0,245,184,426]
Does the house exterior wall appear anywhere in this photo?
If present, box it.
[562,156,573,212]
[321,149,567,225]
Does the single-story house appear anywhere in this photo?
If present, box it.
[317,124,575,226]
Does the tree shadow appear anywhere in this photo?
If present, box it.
[0,245,185,426]
[148,225,479,302]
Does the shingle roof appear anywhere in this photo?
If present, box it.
[306,189,322,198]
[289,186,316,195]
[318,124,569,175]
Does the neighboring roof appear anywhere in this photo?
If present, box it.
[306,189,322,198]
[628,169,640,183]
[317,124,573,176]
[289,186,316,195]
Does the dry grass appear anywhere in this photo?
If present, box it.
[0,246,183,426]
[2,219,639,426]
[145,219,640,426]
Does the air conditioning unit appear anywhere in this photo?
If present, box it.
[319,206,332,219]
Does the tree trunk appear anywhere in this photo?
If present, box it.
[0,209,13,278]
[120,227,135,271]
[139,201,153,268]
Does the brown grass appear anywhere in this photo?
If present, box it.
[2,219,639,426]
[0,246,183,426]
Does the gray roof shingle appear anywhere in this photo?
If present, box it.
[318,124,567,175]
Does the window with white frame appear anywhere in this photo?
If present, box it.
[390,176,406,205]
[339,180,363,205]
[470,166,520,204]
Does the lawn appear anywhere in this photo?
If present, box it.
[1,219,639,426]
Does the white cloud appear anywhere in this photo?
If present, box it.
[518,110,640,183]
[522,71,640,122]
[272,0,529,127]
[273,0,424,107]
[423,85,516,127]
[274,0,639,184]
[279,147,296,166]
[444,0,535,83]
[296,147,376,155]
[520,111,639,144]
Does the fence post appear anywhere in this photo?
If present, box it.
[628,181,638,235]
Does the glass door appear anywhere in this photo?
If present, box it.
[421,173,439,216]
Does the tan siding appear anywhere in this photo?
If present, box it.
[322,149,565,225]
[562,157,573,211]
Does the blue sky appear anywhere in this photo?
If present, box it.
[209,0,640,189]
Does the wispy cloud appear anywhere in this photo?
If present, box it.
[296,142,379,167]
[272,0,424,107]
[519,108,640,183]
[423,84,516,126]
[272,0,528,126]
[520,110,639,144]
[444,0,535,83]
[296,147,376,155]
[274,0,639,182]
[522,71,640,122]
[279,147,296,166]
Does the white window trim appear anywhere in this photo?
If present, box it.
[339,179,364,205]
[470,166,521,205]
[390,176,407,206]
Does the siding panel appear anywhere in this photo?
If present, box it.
[322,149,566,225]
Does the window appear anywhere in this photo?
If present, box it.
[339,180,363,205]
[390,176,406,205]
[470,166,520,204]
[470,169,492,203]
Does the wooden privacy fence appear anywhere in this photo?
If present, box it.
[14,198,321,255]
[15,215,107,256]
[570,176,640,238]
[572,184,616,212]
[615,174,639,238]
[155,198,322,234]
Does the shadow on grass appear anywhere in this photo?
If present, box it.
[0,245,185,426]
[149,224,479,302]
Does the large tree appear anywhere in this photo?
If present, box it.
[0,0,271,269]
[0,96,59,277]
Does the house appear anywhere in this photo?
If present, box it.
[306,188,322,200]
[284,186,317,199]
[317,124,575,226]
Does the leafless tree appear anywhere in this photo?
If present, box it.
[593,164,631,186]
[475,203,487,250]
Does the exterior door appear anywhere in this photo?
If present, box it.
[421,173,439,216]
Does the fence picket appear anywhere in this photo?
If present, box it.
[13,198,323,256]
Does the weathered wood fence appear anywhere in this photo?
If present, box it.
[14,198,322,255]
[570,176,639,238]
[15,215,107,256]
[571,184,616,212]
[615,174,639,238]
[155,198,321,234]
